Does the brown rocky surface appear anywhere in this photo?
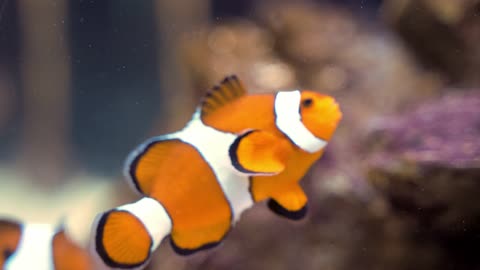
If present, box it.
[382,0,480,85]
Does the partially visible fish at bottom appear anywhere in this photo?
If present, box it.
[0,219,94,270]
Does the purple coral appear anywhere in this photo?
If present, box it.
[369,91,480,169]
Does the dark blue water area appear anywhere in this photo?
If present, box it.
[211,0,384,20]
[69,0,161,176]
[0,0,22,161]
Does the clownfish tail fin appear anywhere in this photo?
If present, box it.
[91,197,172,270]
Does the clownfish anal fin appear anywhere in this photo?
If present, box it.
[268,185,308,220]
[200,75,247,118]
[229,130,290,175]
[268,199,308,220]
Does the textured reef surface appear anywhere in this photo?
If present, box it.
[367,91,480,168]
[366,91,480,270]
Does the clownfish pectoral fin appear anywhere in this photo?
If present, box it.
[91,197,172,270]
[124,136,178,195]
[199,75,246,118]
[268,185,308,220]
[229,130,291,175]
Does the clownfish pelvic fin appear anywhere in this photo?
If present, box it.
[229,129,292,176]
[91,197,171,270]
[268,184,309,220]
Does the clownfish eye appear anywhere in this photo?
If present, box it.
[301,98,314,108]
[3,249,13,260]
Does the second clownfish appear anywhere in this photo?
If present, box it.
[0,218,93,270]
[90,75,342,270]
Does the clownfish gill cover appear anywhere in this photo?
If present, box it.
[89,75,342,270]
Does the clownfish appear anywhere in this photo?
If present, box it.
[90,75,342,269]
[0,218,93,270]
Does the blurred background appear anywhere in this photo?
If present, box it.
[0,0,479,269]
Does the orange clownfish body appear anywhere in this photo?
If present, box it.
[0,219,93,270]
[91,75,342,270]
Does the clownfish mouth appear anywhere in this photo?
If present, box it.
[308,97,342,142]
[318,98,342,122]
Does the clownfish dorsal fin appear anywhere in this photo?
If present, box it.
[199,75,247,118]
